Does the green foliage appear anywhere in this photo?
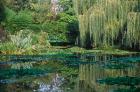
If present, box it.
[29,0,50,23]
[57,13,79,43]
[126,12,140,48]
[73,0,140,49]
[114,88,140,92]
[42,21,68,41]
[2,0,78,46]
[12,0,30,11]
[4,7,42,31]
[0,30,33,54]
[58,13,77,23]
[38,31,51,48]
[0,0,5,22]
[4,7,16,31]
[5,8,33,32]
[97,76,140,86]
[0,42,16,52]
[3,0,78,43]
[10,30,32,49]
[13,10,33,25]
[59,0,74,15]
[0,29,53,54]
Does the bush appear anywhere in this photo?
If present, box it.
[5,8,33,32]
[42,21,68,42]
[0,30,33,54]
[12,10,33,28]
[0,42,16,52]
[4,7,16,32]
[0,29,52,54]
[58,13,79,43]
[10,30,32,49]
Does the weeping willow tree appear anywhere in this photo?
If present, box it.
[73,0,140,49]
[126,12,140,48]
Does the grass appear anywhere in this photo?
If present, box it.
[40,46,139,55]
[0,44,138,55]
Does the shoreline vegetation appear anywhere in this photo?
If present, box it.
[0,1,140,92]
[0,45,139,55]
[0,0,140,56]
[40,46,140,55]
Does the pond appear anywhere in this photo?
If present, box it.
[0,53,140,92]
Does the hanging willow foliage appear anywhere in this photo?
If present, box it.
[73,0,140,49]
[126,12,140,48]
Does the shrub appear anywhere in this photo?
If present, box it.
[0,30,33,54]
[5,8,33,32]
[42,21,68,42]
[10,30,32,49]
[0,29,53,54]
[0,42,17,54]
[12,10,33,28]
[4,7,16,32]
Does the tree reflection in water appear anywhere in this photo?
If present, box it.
[0,54,140,92]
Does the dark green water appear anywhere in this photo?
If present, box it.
[0,54,140,92]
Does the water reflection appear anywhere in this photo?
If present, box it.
[78,54,140,92]
[0,54,140,92]
[35,74,64,92]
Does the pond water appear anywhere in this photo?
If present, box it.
[0,53,140,92]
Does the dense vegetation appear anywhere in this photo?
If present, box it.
[0,1,140,92]
[0,0,140,54]
[73,0,140,50]
[0,0,79,54]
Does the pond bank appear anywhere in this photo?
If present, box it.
[40,46,139,55]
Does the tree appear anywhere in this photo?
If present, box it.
[59,0,75,15]
[0,0,5,22]
[5,0,30,12]
[30,0,51,23]
[0,0,6,41]
[57,0,79,44]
